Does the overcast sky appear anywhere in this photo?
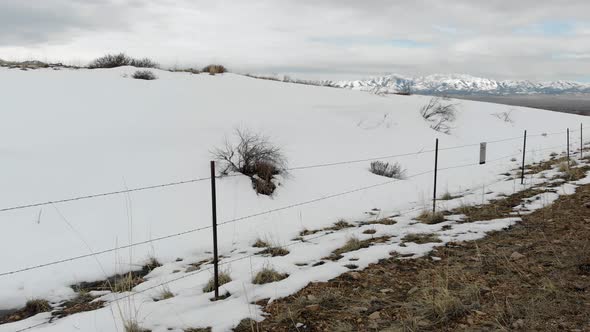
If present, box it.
[1,0,589,81]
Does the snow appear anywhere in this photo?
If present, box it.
[0,66,589,331]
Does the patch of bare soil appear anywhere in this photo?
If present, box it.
[236,183,590,331]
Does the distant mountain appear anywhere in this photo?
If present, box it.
[327,74,590,96]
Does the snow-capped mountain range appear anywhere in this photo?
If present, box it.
[326,74,590,95]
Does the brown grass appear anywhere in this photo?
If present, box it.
[401,233,442,244]
[416,210,446,224]
[238,176,590,331]
[202,271,232,293]
[258,246,290,257]
[252,238,270,248]
[360,218,397,226]
[124,320,150,332]
[326,219,354,231]
[0,299,52,324]
[253,267,288,284]
[328,236,389,260]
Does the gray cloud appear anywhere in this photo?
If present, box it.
[0,0,589,81]
[0,0,140,45]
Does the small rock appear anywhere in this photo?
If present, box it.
[295,323,304,328]
[510,252,525,260]
[380,288,393,294]
[305,304,320,311]
[368,311,381,320]
[474,310,487,316]
[307,295,317,302]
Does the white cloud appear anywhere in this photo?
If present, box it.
[1,0,589,81]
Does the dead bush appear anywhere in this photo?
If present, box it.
[212,128,287,195]
[492,110,514,123]
[131,70,157,80]
[203,64,227,75]
[395,80,413,95]
[420,97,458,134]
[370,161,406,179]
[88,53,158,69]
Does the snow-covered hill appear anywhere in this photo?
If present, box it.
[0,67,588,331]
[329,73,590,95]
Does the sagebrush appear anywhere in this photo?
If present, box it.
[203,64,227,75]
[420,97,457,134]
[370,161,406,179]
[88,53,158,69]
[131,70,157,80]
[212,128,286,195]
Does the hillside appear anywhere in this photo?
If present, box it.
[0,67,588,331]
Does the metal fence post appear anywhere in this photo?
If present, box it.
[581,123,583,159]
[521,130,527,185]
[567,128,570,167]
[433,138,439,214]
[210,161,219,299]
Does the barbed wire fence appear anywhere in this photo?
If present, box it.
[2,123,589,331]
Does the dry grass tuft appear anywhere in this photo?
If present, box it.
[439,192,459,200]
[361,218,397,226]
[124,319,150,332]
[112,273,144,293]
[258,246,290,257]
[416,210,446,224]
[328,236,389,260]
[252,238,270,248]
[253,267,288,284]
[326,219,354,230]
[157,286,174,300]
[202,271,232,293]
[300,228,320,236]
[401,233,442,244]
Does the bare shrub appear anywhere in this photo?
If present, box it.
[203,64,227,75]
[420,97,458,134]
[212,128,287,195]
[370,161,406,179]
[131,70,157,80]
[395,80,413,95]
[492,110,514,123]
[88,53,158,69]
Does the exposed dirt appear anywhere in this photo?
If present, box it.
[235,182,590,331]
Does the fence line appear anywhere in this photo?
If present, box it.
[0,129,572,215]
[0,129,585,278]
[9,128,587,332]
[1,136,580,280]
